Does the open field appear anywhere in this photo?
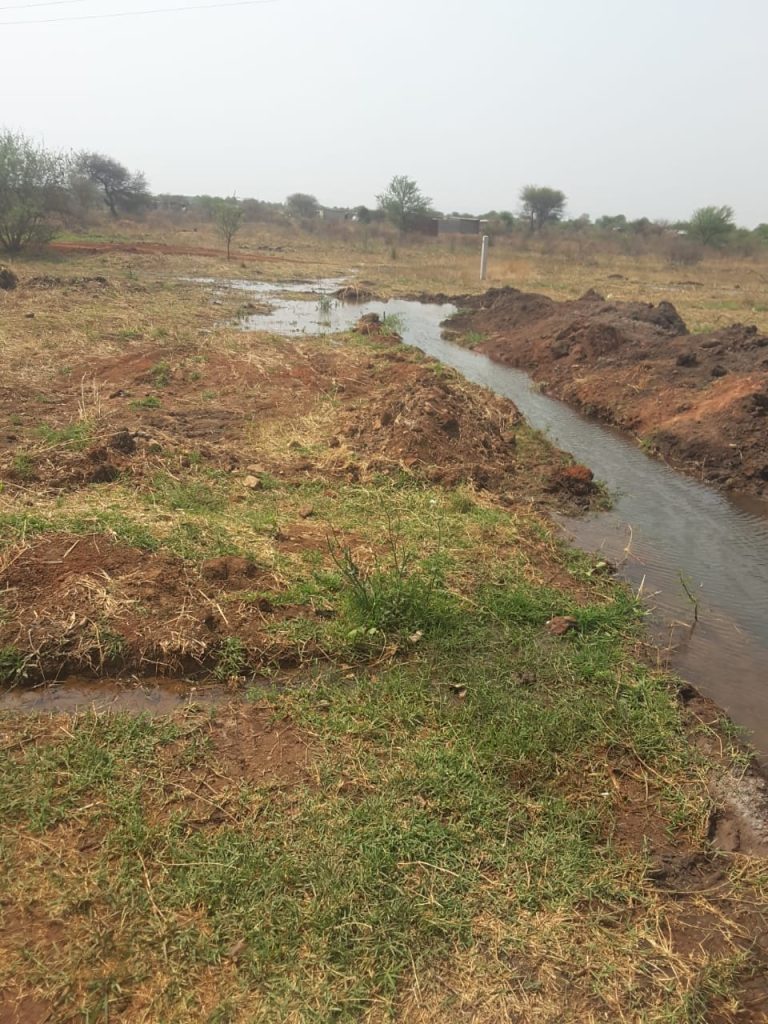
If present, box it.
[1,232,768,1022]
[46,219,768,335]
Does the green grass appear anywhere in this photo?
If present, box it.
[150,360,172,387]
[462,329,487,347]
[213,636,248,681]
[0,645,28,683]
[0,587,744,1021]
[145,471,228,513]
[10,452,35,479]
[37,419,93,449]
[130,395,162,409]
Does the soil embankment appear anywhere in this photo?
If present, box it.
[445,286,768,495]
[0,293,596,684]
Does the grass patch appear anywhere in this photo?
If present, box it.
[0,645,28,683]
[37,420,93,449]
[146,471,228,513]
[213,636,248,681]
[9,452,36,479]
[150,360,172,387]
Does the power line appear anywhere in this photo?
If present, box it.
[0,0,279,25]
[0,0,84,9]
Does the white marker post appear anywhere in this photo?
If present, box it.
[480,234,489,281]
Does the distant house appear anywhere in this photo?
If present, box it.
[320,208,352,223]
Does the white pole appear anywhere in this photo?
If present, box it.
[480,234,489,281]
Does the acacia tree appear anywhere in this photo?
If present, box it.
[77,152,151,218]
[687,205,735,247]
[520,185,566,231]
[377,175,431,231]
[285,193,319,219]
[0,130,68,254]
[212,198,244,259]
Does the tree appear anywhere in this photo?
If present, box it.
[212,198,244,259]
[596,214,627,231]
[285,193,319,219]
[77,152,151,218]
[0,130,68,254]
[376,175,431,231]
[687,205,735,247]
[519,185,566,231]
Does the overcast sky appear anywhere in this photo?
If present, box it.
[2,0,766,225]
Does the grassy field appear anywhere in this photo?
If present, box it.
[50,218,768,334]
[1,230,767,1022]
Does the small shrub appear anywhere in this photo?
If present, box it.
[331,528,457,646]
[130,396,161,410]
[664,237,704,266]
[0,266,18,290]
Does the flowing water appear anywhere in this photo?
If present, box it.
[233,282,768,754]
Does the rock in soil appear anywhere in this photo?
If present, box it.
[546,615,578,636]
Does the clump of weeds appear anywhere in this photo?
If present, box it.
[130,396,161,410]
[213,637,249,681]
[150,360,172,387]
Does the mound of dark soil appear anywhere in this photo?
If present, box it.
[24,275,109,289]
[343,368,521,490]
[450,286,768,495]
[334,285,380,302]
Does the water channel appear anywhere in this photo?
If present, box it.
[228,280,768,756]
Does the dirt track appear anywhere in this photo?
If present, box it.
[447,287,768,496]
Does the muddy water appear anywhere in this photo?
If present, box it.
[0,678,229,715]
[234,282,768,755]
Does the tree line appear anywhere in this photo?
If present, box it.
[0,129,765,256]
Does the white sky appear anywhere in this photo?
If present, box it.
[2,0,767,225]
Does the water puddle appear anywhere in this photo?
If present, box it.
[0,677,229,715]
[225,277,768,755]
